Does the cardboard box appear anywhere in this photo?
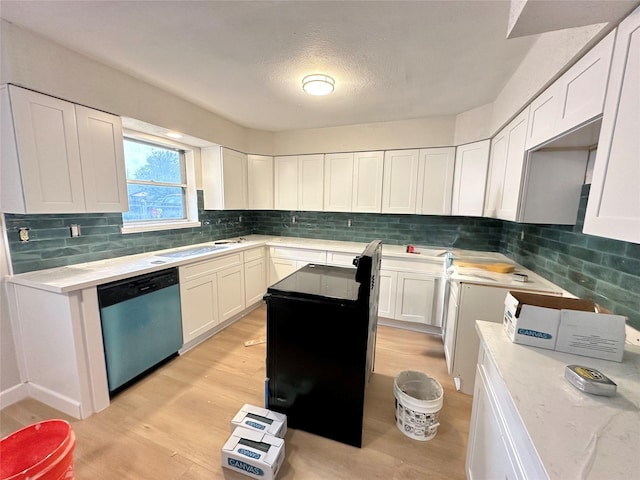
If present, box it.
[221,426,285,480]
[504,291,626,361]
[556,309,626,362]
[231,404,287,438]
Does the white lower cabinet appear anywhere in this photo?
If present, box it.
[244,258,267,306]
[217,264,245,322]
[179,251,246,345]
[394,273,438,326]
[467,364,523,480]
[268,247,327,284]
[377,269,397,319]
[180,274,219,344]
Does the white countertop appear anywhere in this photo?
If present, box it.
[6,236,449,293]
[476,321,640,479]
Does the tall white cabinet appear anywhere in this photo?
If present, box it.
[584,7,640,244]
[1,85,128,214]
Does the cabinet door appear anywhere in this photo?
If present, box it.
[269,257,298,284]
[466,367,521,480]
[382,149,419,213]
[525,82,561,150]
[298,154,324,211]
[377,269,397,318]
[352,151,384,213]
[324,152,353,212]
[451,140,490,216]
[221,148,247,210]
[247,154,274,209]
[584,8,640,243]
[75,106,128,213]
[555,30,615,134]
[244,258,267,306]
[217,264,245,322]
[443,283,458,374]
[274,156,299,210]
[8,86,85,213]
[497,108,529,221]
[484,130,508,218]
[180,274,218,343]
[416,147,455,215]
[394,273,436,325]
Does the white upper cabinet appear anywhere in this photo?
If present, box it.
[274,154,324,211]
[1,85,128,214]
[202,146,247,210]
[584,7,640,243]
[324,152,354,212]
[416,147,456,215]
[274,155,299,210]
[382,149,420,214]
[298,154,324,211]
[247,154,274,209]
[526,31,615,150]
[451,140,490,217]
[484,107,530,221]
[352,151,384,212]
[324,150,383,213]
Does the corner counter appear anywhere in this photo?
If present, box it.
[469,321,640,479]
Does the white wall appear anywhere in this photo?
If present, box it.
[454,103,493,146]
[0,20,269,155]
[272,116,456,155]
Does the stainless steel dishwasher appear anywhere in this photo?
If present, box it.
[97,267,183,394]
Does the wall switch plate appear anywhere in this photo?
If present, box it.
[70,224,81,237]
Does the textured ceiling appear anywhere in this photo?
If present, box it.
[0,1,542,132]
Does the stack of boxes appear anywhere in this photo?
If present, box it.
[221,404,287,480]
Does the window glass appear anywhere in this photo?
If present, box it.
[122,138,187,223]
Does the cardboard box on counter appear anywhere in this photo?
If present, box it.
[231,404,287,438]
[504,291,626,362]
[221,426,285,480]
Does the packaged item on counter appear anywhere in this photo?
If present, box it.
[564,365,617,396]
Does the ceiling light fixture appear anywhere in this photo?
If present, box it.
[166,131,183,139]
[302,74,335,96]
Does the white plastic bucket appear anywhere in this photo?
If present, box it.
[394,371,443,441]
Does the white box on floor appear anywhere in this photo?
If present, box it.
[231,404,287,438]
[221,426,285,480]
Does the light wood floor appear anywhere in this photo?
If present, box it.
[1,306,472,479]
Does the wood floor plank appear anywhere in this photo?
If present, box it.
[0,306,472,479]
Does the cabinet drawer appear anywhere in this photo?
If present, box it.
[244,246,265,262]
[270,247,326,263]
[381,257,443,274]
[180,252,243,281]
[326,251,358,267]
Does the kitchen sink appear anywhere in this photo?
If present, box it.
[157,245,228,258]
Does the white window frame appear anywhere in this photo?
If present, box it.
[121,130,201,234]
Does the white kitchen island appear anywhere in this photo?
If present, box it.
[468,321,640,479]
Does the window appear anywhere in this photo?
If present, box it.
[121,135,200,233]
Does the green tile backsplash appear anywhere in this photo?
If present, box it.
[5,186,639,329]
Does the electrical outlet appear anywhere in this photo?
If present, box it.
[292,216,296,224]
[19,227,30,242]
[70,224,81,237]
[520,229,525,241]
[347,219,352,227]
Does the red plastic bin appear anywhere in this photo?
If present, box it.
[0,419,75,480]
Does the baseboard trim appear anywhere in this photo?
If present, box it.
[27,383,82,419]
[0,382,28,409]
